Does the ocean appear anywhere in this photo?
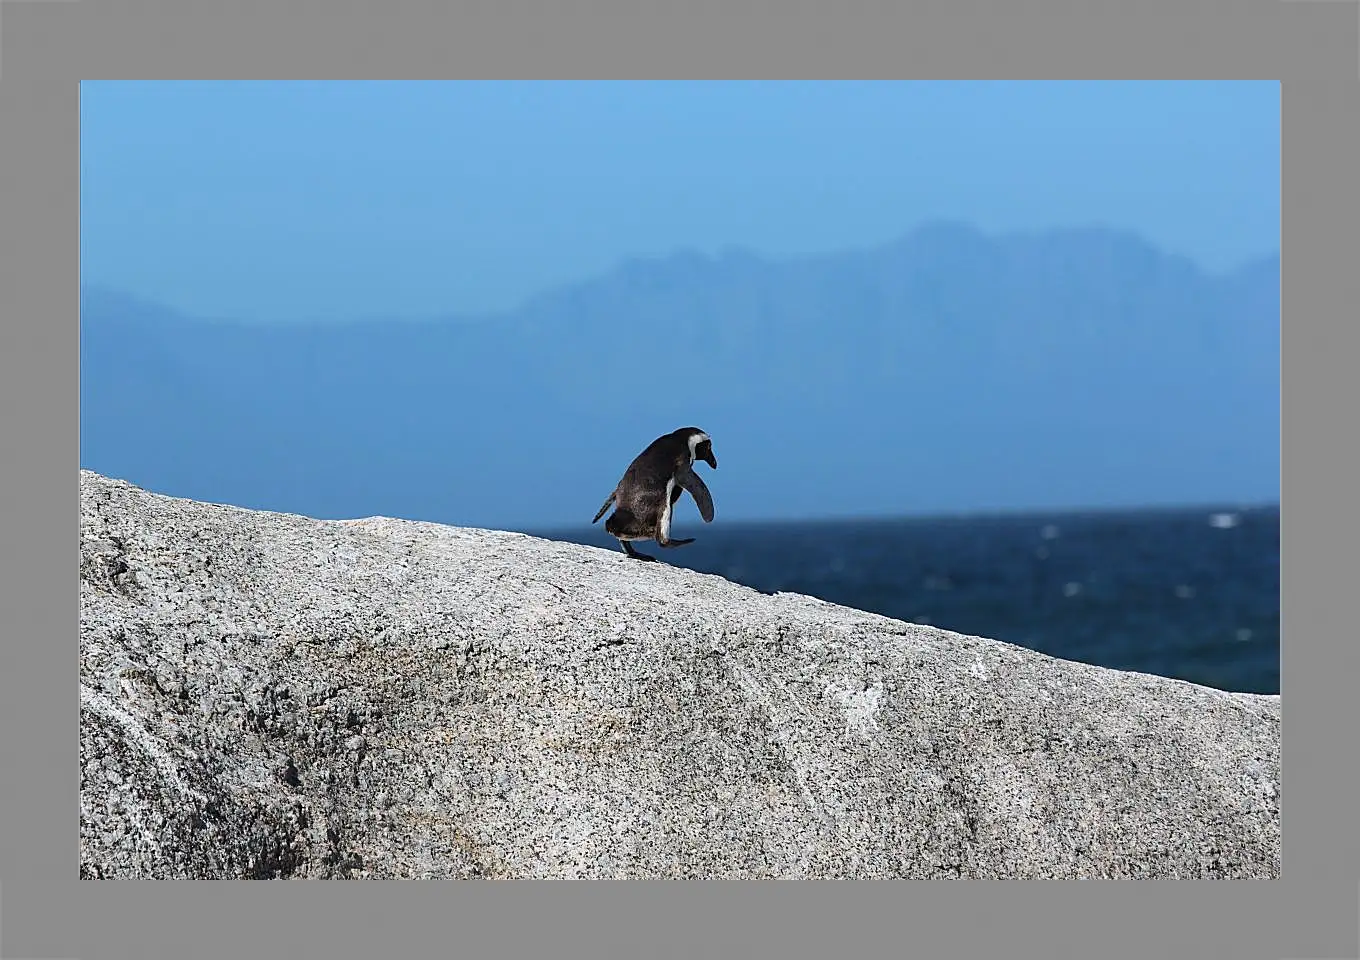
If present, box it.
[533,504,1280,696]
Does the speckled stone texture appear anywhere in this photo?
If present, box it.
[79,470,1280,879]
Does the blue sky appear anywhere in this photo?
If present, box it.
[80,81,1280,323]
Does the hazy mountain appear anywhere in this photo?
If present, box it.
[79,221,1280,530]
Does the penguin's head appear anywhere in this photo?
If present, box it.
[682,428,717,470]
[695,437,717,469]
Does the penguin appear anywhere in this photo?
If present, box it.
[591,427,718,562]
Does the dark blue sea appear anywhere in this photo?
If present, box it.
[534,505,1280,696]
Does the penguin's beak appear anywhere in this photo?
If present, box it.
[704,451,717,469]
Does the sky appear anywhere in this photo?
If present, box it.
[79,80,1280,323]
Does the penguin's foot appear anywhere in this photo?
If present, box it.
[621,541,657,562]
[656,537,695,549]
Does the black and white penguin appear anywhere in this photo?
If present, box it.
[591,427,718,562]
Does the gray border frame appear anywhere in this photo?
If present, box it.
[3,1,1343,958]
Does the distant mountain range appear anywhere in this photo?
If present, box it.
[79,221,1280,529]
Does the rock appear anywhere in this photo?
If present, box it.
[78,470,1280,879]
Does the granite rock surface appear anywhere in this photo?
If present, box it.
[79,470,1281,879]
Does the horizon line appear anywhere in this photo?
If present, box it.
[521,497,1281,535]
[75,469,1279,533]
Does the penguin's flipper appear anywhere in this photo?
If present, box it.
[676,463,715,523]
[591,491,617,524]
